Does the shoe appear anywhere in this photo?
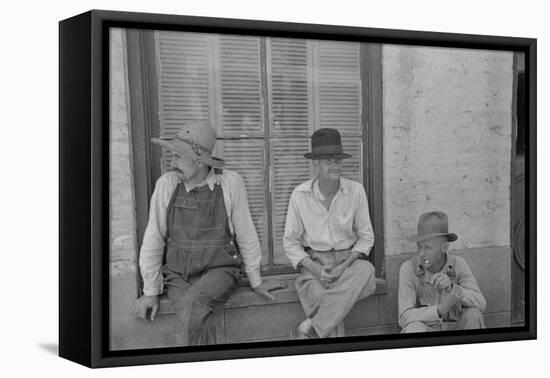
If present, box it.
[290,325,311,340]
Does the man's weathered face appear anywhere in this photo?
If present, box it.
[315,158,343,181]
[171,153,201,182]
[417,236,448,270]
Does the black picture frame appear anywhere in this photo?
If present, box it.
[59,9,536,368]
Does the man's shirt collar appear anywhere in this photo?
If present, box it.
[296,176,350,195]
[182,167,222,191]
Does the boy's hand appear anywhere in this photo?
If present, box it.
[432,272,453,292]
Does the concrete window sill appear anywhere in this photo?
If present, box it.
[158,274,387,315]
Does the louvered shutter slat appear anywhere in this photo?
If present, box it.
[218,36,263,137]
[316,41,364,184]
[155,33,366,271]
[270,138,311,265]
[317,41,361,135]
[157,32,211,172]
[269,38,311,135]
[216,140,269,265]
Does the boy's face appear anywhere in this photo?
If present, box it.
[417,236,448,270]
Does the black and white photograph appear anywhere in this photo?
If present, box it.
[106,22,530,351]
[23,1,544,374]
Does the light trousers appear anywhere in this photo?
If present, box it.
[295,250,376,338]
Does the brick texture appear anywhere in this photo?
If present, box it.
[382,45,513,255]
[109,28,137,275]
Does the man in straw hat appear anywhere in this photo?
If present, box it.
[283,128,377,339]
[133,120,281,346]
[398,211,486,333]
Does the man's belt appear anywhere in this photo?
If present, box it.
[304,246,353,253]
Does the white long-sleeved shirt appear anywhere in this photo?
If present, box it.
[398,254,487,329]
[283,177,375,269]
[139,169,262,295]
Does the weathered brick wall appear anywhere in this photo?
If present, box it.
[382,45,513,255]
[109,28,137,275]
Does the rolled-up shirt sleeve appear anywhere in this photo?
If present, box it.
[351,184,374,256]
[139,174,176,296]
[398,262,441,329]
[454,257,487,312]
[228,172,263,289]
[283,191,309,269]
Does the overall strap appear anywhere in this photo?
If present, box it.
[165,182,186,242]
[446,254,457,279]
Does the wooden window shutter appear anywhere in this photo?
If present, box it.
[268,38,312,136]
[156,31,212,172]
[218,139,269,263]
[268,39,363,264]
[154,33,366,271]
[214,35,269,259]
[315,41,363,183]
[270,138,311,264]
[267,38,312,263]
[156,32,268,260]
[217,36,264,137]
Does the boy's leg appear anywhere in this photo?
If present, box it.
[453,307,485,330]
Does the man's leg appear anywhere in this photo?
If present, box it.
[453,307,485,330]
[167,266,239,346]
[293,268,330,338]
[295,269,327,319]
[296,259,376,338]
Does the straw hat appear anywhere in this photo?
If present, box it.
[151,120,224,169]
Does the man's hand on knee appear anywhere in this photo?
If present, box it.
[325,264,346,283]
[133,294,160,321]
[299,257,325,280]
[325,252,362,283]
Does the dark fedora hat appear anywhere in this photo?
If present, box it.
[303,128,352,160]
[408,211,458,243]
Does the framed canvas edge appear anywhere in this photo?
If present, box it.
[59,10,94,368]
[86,9,537,49]
[58,9,537,369]
[93,328,536,368]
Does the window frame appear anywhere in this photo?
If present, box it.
[126,30,385,284]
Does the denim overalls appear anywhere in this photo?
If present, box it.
[164,179,242,278]
[162,174,242,345]
[414,254,462,322]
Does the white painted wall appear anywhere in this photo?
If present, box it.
[382,45,513,254]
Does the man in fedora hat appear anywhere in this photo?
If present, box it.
[398,211,486,333]
[133,120,281,346]
[283,128,377,339]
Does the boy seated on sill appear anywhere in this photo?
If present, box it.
[398,211,486,333]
